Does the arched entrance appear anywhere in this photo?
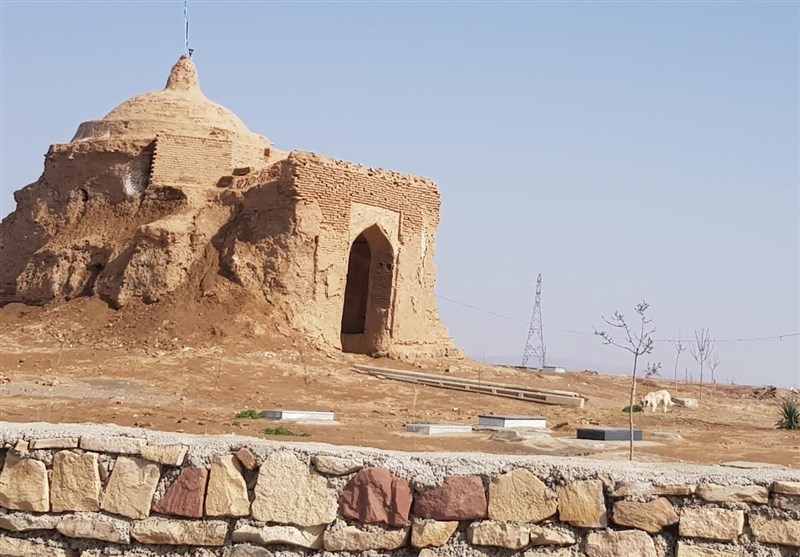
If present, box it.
[341,225,394,354]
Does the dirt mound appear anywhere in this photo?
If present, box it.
[0,279,296,357]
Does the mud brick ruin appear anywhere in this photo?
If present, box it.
[0,56,456,358]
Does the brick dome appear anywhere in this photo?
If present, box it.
[70,56,269,151]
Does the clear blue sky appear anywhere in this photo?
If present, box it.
[1,1,798,386]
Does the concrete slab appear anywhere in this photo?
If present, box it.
[577,427,643,441]
[543,366,566,373]
[262,410,335,422]
[406,423,473,435]
[478,415,547,429]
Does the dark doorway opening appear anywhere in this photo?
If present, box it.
[340,225,394,354]
[341,234,370,334]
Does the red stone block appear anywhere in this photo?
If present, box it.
[152,467,208,518]
[412,476,487,520]
[339,467,413,527]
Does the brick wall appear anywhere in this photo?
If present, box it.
[283,152,453,355]
[150,134,233,188]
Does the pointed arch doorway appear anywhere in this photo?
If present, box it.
[340,224,394,354]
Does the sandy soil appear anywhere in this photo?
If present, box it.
[1,299,798,468]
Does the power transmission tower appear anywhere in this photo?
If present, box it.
[521,274,546,369]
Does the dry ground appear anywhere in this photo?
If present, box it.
[1,300,798,467]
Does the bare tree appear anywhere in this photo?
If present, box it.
[595,301,655,461]
[672,332,687,391]
[690,328,714,402]
[709,348,721,392]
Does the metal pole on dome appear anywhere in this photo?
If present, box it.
[184,1,190,57]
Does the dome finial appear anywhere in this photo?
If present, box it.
[165,55,201,93]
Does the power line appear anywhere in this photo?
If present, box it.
[435,294,800,344]
[435,295,528,324]
[657,332,800,343]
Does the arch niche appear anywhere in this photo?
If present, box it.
[340,224,395,354]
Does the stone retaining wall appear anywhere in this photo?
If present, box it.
[0,423,798,557]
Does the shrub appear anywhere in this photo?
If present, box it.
[263,427,309,437]
[776,398,800,430]
[234,409,262,420]
[623,405,643,413]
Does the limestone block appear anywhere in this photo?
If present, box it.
[131,517,228,546]
[418,550,437,557]
[98,461,111,483]
[675,542,745,557]
[28,438,78,450]
[773,480,800,495]
[56,513,131,544]
[206,455,250,517]
[227,546,271,557]
[749,514,800,547]
[679,508,744,541]
[0,454,49,512]
[0,512,60,532]
[152,467,208,518]
[467,521,530,549]
[234,447,258,471]
[529,525,576,546]
[232,523,325,549]
[584,530,657,557]
[140,444,188,466]
[411,520,459,548]
[654,484,696,496]
[609,481,653,498]
[251,451,337,527]
[523,550,574,557]
[557,480,607,528]
[100,456,160,519]
[312,454,362,476]
[412,476,487,520]
[51,451,102,512]
[610,481,695,498]
[323,525,410,551]
[0,535,71,557]
[611,482,697,499]
[695,484,768,504]
[612,497,679,533]
[79,436,145,455]
[774,494,800,511]
[339,467,413,527]
[488,468,557,523]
